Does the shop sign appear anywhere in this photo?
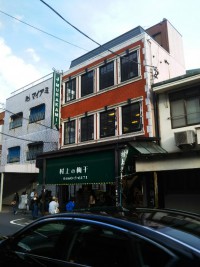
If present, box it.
[52,71,61,129]
[39,150,115,185]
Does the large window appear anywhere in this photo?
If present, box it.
[81,70,94,97]
[7,146,20,163]
[81,115,94,142]
[9,112,23,129]
[122,102,142,134]
[100,109,115,138]
[99,61,114,90]
[65,78,76,102]
[64,120,76,145]
[169,87,200,128]
[27,142,43,161]
[29,104,45,123]
[120,50,139,82]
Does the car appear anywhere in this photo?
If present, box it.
[0,207,199,266]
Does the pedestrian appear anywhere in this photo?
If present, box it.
[18,191,28,213]
[88,190,96,207]
[66,198,75,212]
[30,192,40,219]
[30,189,36,199]
[49,196,59,214]
[11,192,19,215]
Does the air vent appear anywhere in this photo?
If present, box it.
[174,130,195,148]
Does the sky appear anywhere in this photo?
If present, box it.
[0,0,200,104]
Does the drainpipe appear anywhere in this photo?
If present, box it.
[0,172,4,212]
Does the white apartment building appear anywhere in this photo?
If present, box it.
[0,72,60,209]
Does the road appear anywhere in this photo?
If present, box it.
[0,206,37,236]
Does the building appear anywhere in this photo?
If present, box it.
[149,69,200,213]
[0,72,60,210]
[36,19,186,210]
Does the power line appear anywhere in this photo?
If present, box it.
[0,9,89,52]
[39,0,158,73]
[0,131,57,144]
[2,108,58,132]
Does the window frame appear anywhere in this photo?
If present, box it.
[64,120,76,145]
[9,112,23,129]
[169,87,200,129]
[100,109,116,138]
[26,142,44,161]
[7,146,20,163]
[122,102,142,134]
[29,104,45,123]
[65,78,76,102]
[80,115,94,142]
[81,70,94,97]
[99,61,114,90]
[120,50,139,82]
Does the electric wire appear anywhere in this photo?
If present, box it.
[0,9,89,52]
[0,131,57,144]
[39,0,158,72]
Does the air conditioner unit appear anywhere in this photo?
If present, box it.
[174,130,195,148]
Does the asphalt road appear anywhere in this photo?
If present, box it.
[0,206,36,236]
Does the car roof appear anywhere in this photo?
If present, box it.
[31,207,200,253]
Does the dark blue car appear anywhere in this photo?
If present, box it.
[0,207,199,266]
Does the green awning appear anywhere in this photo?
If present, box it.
[129,141,167,155]
[38,150,115,185]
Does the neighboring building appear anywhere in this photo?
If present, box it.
[0,72,60,208]
[36,18,187,210]
[147,69,200,213]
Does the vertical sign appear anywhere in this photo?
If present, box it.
[52,71,61,129]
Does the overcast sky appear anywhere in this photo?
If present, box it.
[0,0,200,104]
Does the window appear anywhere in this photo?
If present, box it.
[122,102,142,134]
[99,61,114,90]
[81,115,94,142]
[100,109,115,138]
[169,87,200,128]
[27,142,43,161]
[29,104,45,123]
[121,50,139,82]
[65,78,76,102]
[7,146,20,163]
[64,120,76,144]
[9,112,23,129]
[81,70,94,97]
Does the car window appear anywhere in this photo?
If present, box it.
[13,221,74,259]
[66,224,133,267]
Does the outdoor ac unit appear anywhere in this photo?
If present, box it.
[174,130,195,147]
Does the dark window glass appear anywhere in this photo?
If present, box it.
[29,104,45,123]
[27,142,43,161]
[100,109,115,138]
[7,146,20,163]
[169,87,200,128]
[121,51,139,82]
[81,115,94,142]
[64,120,75,144]
[81,71,94,97]
[9,112,23,129]
[65,78,76,102]
[122,102,141,134]
[99,61,114,90]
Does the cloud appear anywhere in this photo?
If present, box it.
[0,38,44,103]
[26,48,40,62]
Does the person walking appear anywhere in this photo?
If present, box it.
[11,192,19,215]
